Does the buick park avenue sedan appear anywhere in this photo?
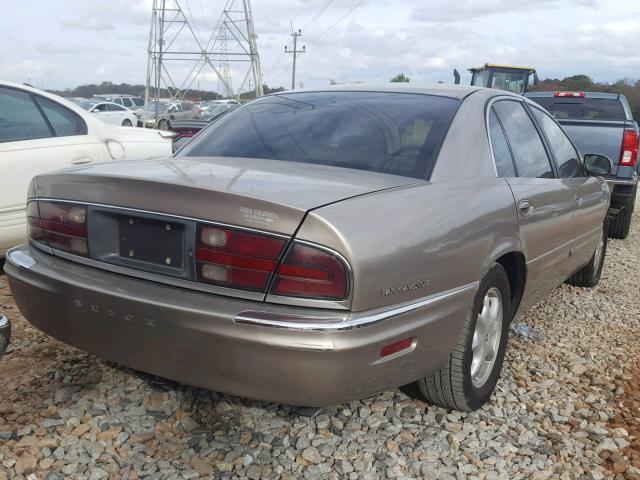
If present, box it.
[4,86,612,410]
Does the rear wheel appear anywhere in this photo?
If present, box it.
[157,119,169,131]
[567,217,608,287]
[122,119,132,127]
[417,263,511,411]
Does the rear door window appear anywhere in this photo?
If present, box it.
[179,91,461,179]
[107,104,127,112]
[493,100,554,179]
[34,96,87,137]
[0,87,52,142]
[488,109,516,177]
[530,106,585,178]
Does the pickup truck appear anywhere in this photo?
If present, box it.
[525,91,639,239]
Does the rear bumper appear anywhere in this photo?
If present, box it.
[0,314,10,361]
[3,245,475,406]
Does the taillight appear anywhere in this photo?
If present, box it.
[270,243,348,301]
[196,224,286,291]
[28,201,89,256]
[620,129,639,167]
[554,91,585,97]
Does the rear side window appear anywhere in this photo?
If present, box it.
[107,104,126,112]
[0,87,52,142]
[34,96,87,137]
[528,97,626,121]
[531,107,585,178]
[180,92,460,179]
[488,110,516,177]
[493,100,554,179]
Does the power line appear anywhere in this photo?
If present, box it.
[310,0,366,42]
[301,0,334,32]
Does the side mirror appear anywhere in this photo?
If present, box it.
[584,154,612,176]
[453,69,461,85]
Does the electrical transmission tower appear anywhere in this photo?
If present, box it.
[145,0,263,120]
[216,20,234,98]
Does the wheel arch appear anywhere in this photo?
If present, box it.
[493,251,526,321]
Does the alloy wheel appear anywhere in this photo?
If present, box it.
[471,287,503,388]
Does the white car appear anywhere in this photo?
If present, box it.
[80,101,137,127]
[0,81,173,256]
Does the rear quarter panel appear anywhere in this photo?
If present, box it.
[295,178,520,312]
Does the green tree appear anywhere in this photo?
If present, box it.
[390,73,410,83]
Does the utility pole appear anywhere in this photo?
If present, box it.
[285,29,305,90]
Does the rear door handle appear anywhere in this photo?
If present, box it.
[71,156,93,165]
[518,200,534,217]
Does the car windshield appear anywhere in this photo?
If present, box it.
[529,97,626,121]
[179,91,460,179]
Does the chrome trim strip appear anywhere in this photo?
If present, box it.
[45,248,266,303]
[30,198,290,239]
[7,248,38,270]
[235,282,478,331]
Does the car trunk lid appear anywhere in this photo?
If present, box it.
[34,156,419,235]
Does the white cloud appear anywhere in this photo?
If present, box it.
[0,0,639,90]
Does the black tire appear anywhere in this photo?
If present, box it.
[608,206,633,239]
[157,119,169,131]
[417,263,512,411]
[567,217,608,287]
[608,185,636,239]
[122,119,132,127]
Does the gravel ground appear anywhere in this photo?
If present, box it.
[1,210,639,480]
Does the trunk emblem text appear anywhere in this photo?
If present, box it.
[240,206,279,225]
[382,280,430,297]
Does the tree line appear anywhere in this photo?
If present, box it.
[45,81,285,101]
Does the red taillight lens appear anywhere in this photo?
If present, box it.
[271,243,348,301]
[554,91,585,97]
[195,224,286,291]
[28,201,88,256]
[620,129,639,167]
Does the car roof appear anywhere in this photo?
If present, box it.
[525,91,620,99]
[269,83,487,100]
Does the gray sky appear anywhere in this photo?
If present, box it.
[2,0,639,92]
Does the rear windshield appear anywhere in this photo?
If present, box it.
[179,91,460,179]
[529,97,625,121]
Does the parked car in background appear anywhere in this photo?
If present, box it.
[0,314,9,362]
[5,86,612,411]
[171,105,238,152]
[0,81,173,256]
[136,99,201,130]
[78,100,137,127]
[201,103,238,121]
[526,91,639,238]
[93,94,144,110]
